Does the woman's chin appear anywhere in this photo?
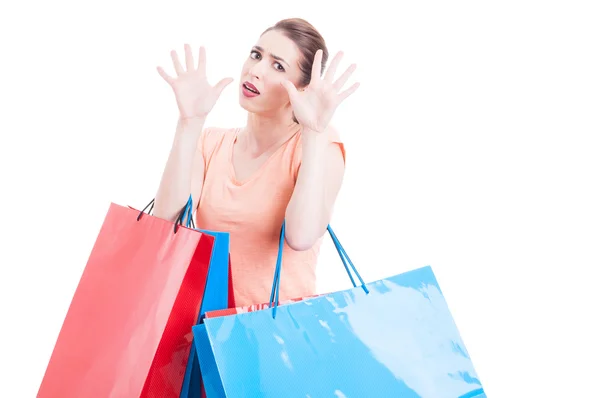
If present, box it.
[238,96,260,113]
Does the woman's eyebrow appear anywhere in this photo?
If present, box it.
[253,45,290,67]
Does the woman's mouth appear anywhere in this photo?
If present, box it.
[242,82,260,97]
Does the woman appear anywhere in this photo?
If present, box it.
[153,18,359,307]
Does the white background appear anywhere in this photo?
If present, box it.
[1,0,599,396]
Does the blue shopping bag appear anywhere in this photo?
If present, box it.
[177,197,231,398]
[193,222,486,398]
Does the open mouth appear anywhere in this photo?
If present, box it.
[243,82,260,94]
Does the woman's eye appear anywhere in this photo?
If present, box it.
[274,62,285,72]
[250,51,260,59]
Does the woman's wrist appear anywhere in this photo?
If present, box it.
[175,116,206,140]
[180,115,207,130]
[170,116,205,149]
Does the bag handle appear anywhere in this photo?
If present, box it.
[268,221,369,318]
[180,195,196,229]
[137,195,195,233]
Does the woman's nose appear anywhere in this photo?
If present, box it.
[249,60,266,79]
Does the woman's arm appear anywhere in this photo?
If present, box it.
[281,50,358,250]
[285,129,345,251]
[153,117,206,223]
[152,44,233,222]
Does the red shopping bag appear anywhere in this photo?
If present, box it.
[37,202,230,398]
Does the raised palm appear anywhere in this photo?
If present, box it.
[282,50,360,133]
[157,44,233,120]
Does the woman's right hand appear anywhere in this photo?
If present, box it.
[157,44,233,120]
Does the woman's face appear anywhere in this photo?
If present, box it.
[239,29,304,116]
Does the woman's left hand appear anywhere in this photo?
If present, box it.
[282,50,360,134]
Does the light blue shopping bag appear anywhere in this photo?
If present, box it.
[193,221,486,398]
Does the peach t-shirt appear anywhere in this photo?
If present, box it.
[194,126,344,307]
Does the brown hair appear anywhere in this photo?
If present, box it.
[262,18,329,123]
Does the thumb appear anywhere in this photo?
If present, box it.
[214,77,234,95]
[281,80,298,99]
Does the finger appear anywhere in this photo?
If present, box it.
[197,46,206,75]
[324,51,344,83]
[310,49,323,84]
[184,44,194,71]
[281,80,299,101]
[214,77,234,96]
[333,63,357,92]
[156,66,174,84]
[337,82,360,103]
[170,50,184,76]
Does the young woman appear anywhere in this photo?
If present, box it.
[153,18,359,307]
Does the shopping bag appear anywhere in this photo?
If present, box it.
[179,229,231,398]
[194,223,486,398]
[37,198,231,398]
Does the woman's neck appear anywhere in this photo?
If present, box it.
[241,111,301,156]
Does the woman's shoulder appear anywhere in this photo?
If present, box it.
[325,124,343,143]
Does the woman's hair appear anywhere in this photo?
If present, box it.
[262,18,329,123]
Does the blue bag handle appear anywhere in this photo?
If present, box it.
[268,220,369,318]
[180,195,195,229]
